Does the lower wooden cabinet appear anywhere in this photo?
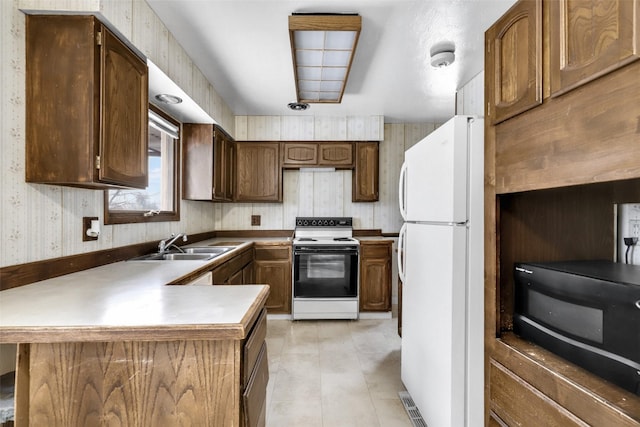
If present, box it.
[242,309,268,427]
[212,246,253,285]
[253,243,292,314]
[14,303,269,427]
[359,240,392,312]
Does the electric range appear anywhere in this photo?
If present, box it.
[292,217,359,320]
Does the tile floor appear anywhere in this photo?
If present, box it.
[265,315,413,427]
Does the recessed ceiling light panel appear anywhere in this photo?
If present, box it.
[289,13,361,104]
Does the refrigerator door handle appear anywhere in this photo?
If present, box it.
[398,223,407,283]
[399,161,408,221]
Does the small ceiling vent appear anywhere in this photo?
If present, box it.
[288,102,310,111]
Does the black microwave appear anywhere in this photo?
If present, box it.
[513,260,640,395]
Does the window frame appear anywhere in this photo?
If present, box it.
[104,105,181,225]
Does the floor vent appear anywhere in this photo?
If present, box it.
[398,391,428,427]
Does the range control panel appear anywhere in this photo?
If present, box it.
[295,217,353,228]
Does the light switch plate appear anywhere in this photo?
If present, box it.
[251,215,261,226]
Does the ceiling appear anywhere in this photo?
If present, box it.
[146,0,517,123]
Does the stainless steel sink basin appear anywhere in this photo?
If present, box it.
[182,246,234,255]
[128,246,234,261]
[160,253,215,261]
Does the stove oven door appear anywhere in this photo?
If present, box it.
[293,245,359,298]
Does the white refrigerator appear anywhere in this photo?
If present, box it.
[398,115,484,427]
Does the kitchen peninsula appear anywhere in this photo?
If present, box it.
[0,254,270,426]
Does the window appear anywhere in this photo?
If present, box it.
[104,106,180,224]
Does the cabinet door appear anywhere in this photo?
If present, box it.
[550,0,640,96]
[254,245,291,314]
[224,138,235,200]
[255,260,291,313]
[359,242,392,312]
[485,0,542,124]
[242,343,268,427]
[228,269,244,285]
[318,143,353,167]
[236,143,282,202]
[243,261,255,284]
[213,127,235,202]
[182,124,214,200]
[282,143,318,167]
[26,16,148,189]
[212,130,227,200]
[352,142,379,202]
[99,25,148,188]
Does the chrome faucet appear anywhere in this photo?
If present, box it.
[158,233,187,253]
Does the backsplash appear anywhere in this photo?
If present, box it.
[214,119,442,232]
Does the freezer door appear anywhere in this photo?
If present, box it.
[402,116,473,223]
[400,222,467,427]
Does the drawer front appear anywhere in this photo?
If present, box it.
[361,242,391,258]
[243,309,267,386]
[243,343,269,427]
[254,246,290,261]
[490,359,588,426]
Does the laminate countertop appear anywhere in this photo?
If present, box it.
[0,241,274,343]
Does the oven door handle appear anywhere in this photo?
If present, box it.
[294,247,359,255]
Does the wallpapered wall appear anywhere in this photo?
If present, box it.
[0,0,241,268]
[213,71,487,232]
[212,117,440,232]
[0,0,485,271]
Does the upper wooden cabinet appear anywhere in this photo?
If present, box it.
[318,143,353,167]
[486,0,542,125]
[235,142,282,202]
[182,124,234,202]
[26,15,148,189]
[353,142,379,202]
[282,142,354,168]
[485,1,640,424]
[282,143,318,167]
[550,0,640,97]
[215,127,235,201]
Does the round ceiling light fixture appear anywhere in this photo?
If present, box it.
[288,102,310,111]
[155,93,183,104]
[430,41,456,68]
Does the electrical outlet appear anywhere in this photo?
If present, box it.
[251,215,261,226]
[631,219,640,237]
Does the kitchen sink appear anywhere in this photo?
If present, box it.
[182,246,234,255]
[128,246,234,261]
